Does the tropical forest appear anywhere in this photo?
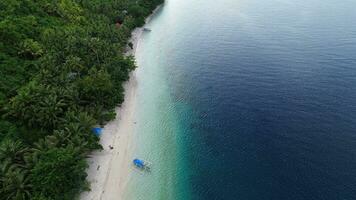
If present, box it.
[0,0,163,199]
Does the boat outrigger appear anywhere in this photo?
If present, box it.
[133,158,151,171]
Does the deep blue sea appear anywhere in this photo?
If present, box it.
[133,0,356,199]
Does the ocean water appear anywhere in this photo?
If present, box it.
[126,0,356,199]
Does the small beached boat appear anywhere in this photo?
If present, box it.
[143,27,152,32]
[133,158,151,171]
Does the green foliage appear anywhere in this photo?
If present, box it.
[0,166,32,200]
[98,109,117,125]
[19,39,44,59]
[0,120,20,141]
[0,0,164,199]
[78,68,114,107]
[6,81,74,130]
[0,139,33,199]
[31,146,87,200]
[57,0,83,21]
[0,139,29,168]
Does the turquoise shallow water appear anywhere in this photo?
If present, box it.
[126,0,356,199]
[124,5,192,199]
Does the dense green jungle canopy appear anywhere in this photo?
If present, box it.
[0,0,163,199]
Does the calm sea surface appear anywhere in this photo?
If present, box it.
[130,0,356,199]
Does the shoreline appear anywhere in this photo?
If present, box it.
[125,5,162,56]
[79,5,162,200]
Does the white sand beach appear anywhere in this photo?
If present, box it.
[79,6,161,200]
[79,71,138,200]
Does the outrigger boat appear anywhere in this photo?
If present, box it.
[143,27,152,32]
[133,158,151,171]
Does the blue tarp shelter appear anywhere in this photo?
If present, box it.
[133,159,145,168]
[92,127,102,136]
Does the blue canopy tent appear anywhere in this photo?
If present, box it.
[133,158,145,168]
[92,127,102,136]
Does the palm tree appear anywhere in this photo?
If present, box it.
[53,128,89,154]
[0,167,32,200]
[0,139,29,168]
[62,111,96,132]
[37,94,67,129]
[24,135,61,169]
[33,135,60,152]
